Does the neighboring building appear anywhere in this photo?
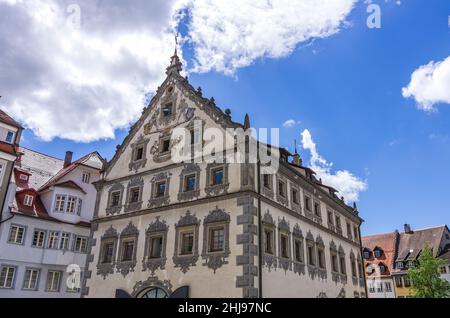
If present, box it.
[363,224,450,298]
[391,224,450,298]
[83,51,366,298]
[0,147,104,298]
[0,109,23,216]
[362,232,398,298]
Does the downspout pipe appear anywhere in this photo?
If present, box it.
[256,141,263,298]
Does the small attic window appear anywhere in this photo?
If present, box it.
[19,174,29,181]
[24,194,34,207]
[163,103,173,117]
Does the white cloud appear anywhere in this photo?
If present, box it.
[185,0,357,75]
[0,0,186,142]
[282,119,301,128]
[0,0,357,142]
[402,55,450,111]
[301,129,367,203]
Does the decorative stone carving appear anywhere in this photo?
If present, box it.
[337,288,346,298]
[261,173,274,199]
[96,226,118,279]
[142,217,168,275]
[292,224,305,275]
[262,210,277,271]
[116,222,139,277]
[173,211,200,273]
[131,276,173,298]
[105,183,124,216]
[201,207,231,273]
[177,164,201,202]
[124,177,144,213]
[129,135,150,172]
[317,292,328,298]
[148,172,171,208]
[205,162,230,197]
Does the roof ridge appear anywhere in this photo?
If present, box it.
[400,225,446,233]
[19,146,64,162]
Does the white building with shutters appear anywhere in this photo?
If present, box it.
[0,148,104,298]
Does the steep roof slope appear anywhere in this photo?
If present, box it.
[397,226,447,260]
[362,232,398,275]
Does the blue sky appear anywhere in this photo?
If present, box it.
[2,0,450,235]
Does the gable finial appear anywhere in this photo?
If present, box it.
[166,32,182,75]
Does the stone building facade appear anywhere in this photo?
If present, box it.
[83,52,366,298]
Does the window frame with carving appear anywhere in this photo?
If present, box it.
[148,172,171,208]
[173,212,200,273]
[124,178,144,213]
[205,162,229,197]
[97,227,119,279]
[143,217,168,275]
[106,183,124,216]
[116,222,139,277]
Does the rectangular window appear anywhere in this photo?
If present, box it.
[347,223,352,240]
[264,229,274,254]
[314,202,321,216]
[129,187,140,203]
[278,181,285,197]
[440,266,448,274]
[263,174,271,189]
[363,251,371,259]
[22,268,39,290]
[292,189,299,204]
[55,195,66,212]
[340,256,347,275]
[110,191,121,207]
[212,168,224,186]
[180,232,194,255]
[46,271,61,292]
[135,147,144,161]
[308,245,315,265]
[149,236,163,259]
[32,230,46,248]
[19,174,29,181]
[335,216,341,231]
[304,196,312,212]
[317,249,325,269]
[155,181,166,198]
[396,261,404,269]
[351,260,357,277]
[368,283,375,293]
[77,198,82,216]
[102,242,115,264]
[385,282,392,292]
[331,254,339,272]
[81,172,90,183]
[47,231,59,249]
[184,175,196,192]
[294,239,303,263]
[66,196,76,213]
[395,275,403,287]
[163,103,173,117]
[328,211,334,225]
[5,131,14,143]
[60,233,70,250]
[161,138,170,153]
[24,194,34,206]
[0,266,16,288]
[8,225,25,244]
[280,234,289,258]
[376,282,383,293]
[353,226,359,241]
[209,227,225,252]
[403,276,411,287]
[74,236,88,253]
[121,240,135,261]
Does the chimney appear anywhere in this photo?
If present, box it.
[404,224,413,234]
[64,151,73,168]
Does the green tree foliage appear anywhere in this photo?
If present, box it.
[407,246,450,298]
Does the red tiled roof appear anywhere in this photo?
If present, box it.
[362,232,398,276]
[0,109,22,129]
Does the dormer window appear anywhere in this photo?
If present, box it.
[19,174,28,181]
[374,248,383,258]
[379,263,386,273]
[162,103,173,117]
[363,250,371,259]
[24,194,34,207]
[5,131,14,143]
[396,261,404,269]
